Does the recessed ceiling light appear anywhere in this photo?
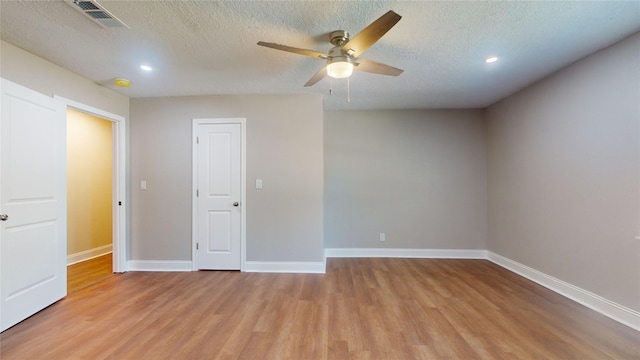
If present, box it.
[485,56,498,63]
[140,65,153,71]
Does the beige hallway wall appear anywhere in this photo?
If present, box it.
[67,109,113,255]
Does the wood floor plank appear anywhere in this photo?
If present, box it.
[67,253,113,294]
[1,258,638,359]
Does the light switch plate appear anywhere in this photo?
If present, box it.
[140,180,147,190]
[256,179,263,189]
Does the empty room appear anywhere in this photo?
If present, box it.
[0,1,638,359]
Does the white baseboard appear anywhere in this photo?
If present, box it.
[67,244,112,265]
[128,260,193,272]
[487,252,640,331]
[325,248,487,259]
[244,260,326,274]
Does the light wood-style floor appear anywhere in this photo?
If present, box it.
[2,258,638,359]
[67,253,113,294]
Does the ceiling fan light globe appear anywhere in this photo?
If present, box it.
[327,61,354,79]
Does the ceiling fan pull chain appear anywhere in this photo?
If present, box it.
[329,77,333,95]
[347,76,351,103]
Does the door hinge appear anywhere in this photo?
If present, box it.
[196,189,199,197]
[196,242,199,250]
[196,136,199,144]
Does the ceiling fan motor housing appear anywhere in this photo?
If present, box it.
[329,30,350,46]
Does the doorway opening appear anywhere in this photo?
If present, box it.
[54,96,128,280]
[66,108,114,293]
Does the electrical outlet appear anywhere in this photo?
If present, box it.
[379,233,386,242]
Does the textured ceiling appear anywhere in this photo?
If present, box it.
[1,1,639,110]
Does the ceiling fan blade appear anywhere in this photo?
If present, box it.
[341,10,401,58]
[354,58,403,76]
[304,66,328,87]
[257,41,328,59]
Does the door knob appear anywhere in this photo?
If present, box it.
[233,202,239,207]
[0,214,8,221]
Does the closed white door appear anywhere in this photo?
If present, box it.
[194,120,244,270]
[1,79,66,331]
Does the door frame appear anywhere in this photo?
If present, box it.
[192,118,246,271]
[56,97,127,273]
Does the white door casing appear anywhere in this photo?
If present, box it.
[193,119,246,270]
[1,79,67,331]
[57,97,127,273]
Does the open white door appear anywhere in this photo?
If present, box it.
[1,79,67,331]
[193,119,245,270]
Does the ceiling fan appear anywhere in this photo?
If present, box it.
[257,10,404,87]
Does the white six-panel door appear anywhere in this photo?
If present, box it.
[194,119,245,270]
[1,79,67,331]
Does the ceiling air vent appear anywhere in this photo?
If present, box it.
[65,0,128,28]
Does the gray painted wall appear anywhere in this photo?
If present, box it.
[130,95,324,263]
[487,33,640,311]
[324,109,487,250]
[0,41,129,117]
